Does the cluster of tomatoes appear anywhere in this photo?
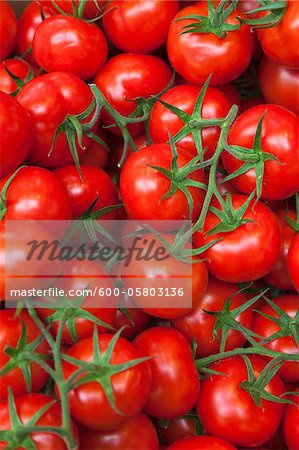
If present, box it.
[0,0,299,449]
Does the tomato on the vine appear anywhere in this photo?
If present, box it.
[167,436,237,450]
[283,388,299,450]
[0,58,33,95]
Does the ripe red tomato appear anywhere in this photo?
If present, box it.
[43,0,105,19]
[0,58,33,95]
[157,416,197,445]
[259,56,299,115]
[94,54,172,136]
[219,84,241,109]
[33,15,108,80]
[103,0,179,54]
[171,277,253,357]
[54,165,119,220]
[17,72,96,168]
[121,232,208,319]
[134,327,200,418]
[253,294,299,383]
[0,92,32,178]
[283,388,299,450]
[287,233,299,292]
[149,84,231,158]
[0,309,49,399]
[222,105,299,200]
[37,260,117,344]
[120,144,205,223]
[0,393,79,450]
[168,436,237,450]
[0,166,72,220]
[257,1,299,69]
[197,356,286,447]
[167,3,254,85]
[0,1,17,61]
[79,128,109,169]
[60,333,151,430]
[78,412,159,450]
[193,194,281,282]
[264,208,296,290]
[17,1,52,64]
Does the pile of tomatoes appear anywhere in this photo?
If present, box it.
[0,0,298,449]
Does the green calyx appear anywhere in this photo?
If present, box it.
[177,0,242,39]
[242,0,287,29]
[49,0,105,21]
[63,326,151,414]
[285,194,299,232]
[3,59,34,97]
[0,166,27,220]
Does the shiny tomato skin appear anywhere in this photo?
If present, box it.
[54,165,119,219]
[0,92,32,178]
[222,105,299,200]
[193,194,281,283]
[257,1,299,69]
[94,54,172,137]
[43,0,105,19]
[197,356,286,447]
[0,393,78,450]
[78,413,159,450]
[134,327,200,419]
[253,295,299,383]
[0,166,72,220]
[167,3,254,86]
[283,388,299,450]
[287,233,299,292]
[17,1,52,64]
[0,309,50,399]
[0,58,33,95]
[33,15,108,80]
[171,277,253,357]
[264,209,296,291]
[0,1,17,61]
[103,0,179,53]
[120,144,205,223]
[149,84,231,158]
[167,436,237,450]
[60,333,152,431]
[259,56,299,115]
[17,72,95,167]
[36,260,117,344]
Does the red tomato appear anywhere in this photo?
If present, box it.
[287,233,299,292]
[193,194,281,282]
[0,166,72,220]
[253,295,299,383]
[0,1,17,61]
[0,309,49,399]
[33,15,108,80]
[60,333,151,430]
[257,1,299,69]
[37,260,117,344]
[219,83,241,109]
[108,133,147,172]
[120,144,205,223]
[121,232,208,319]
[259,56,299,115]
[264,208,296,291]
[197,356,286,447]
[17,1,52,64]
[157,416,197,445]
[283,388,299,450]
[94,54,172,137]
[114,291,151,339]
[54,165,119,220]
[17,72,96,168]
[172,277,253,357]
[222,105,299,200]
[103,0,179,53]
[134,327,200,419]
[78,413,159,450]
[0,92,32,177]
[80,128,109,169]
[149,84,231,158]
[0,58,33,95]
[43,0,105,19]
[0,393,78,450]
[167,3,253,85]
[167,436,237,450]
